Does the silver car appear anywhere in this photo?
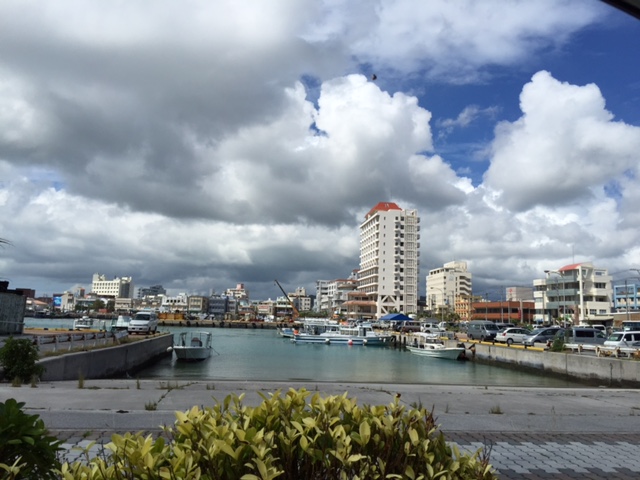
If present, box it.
[495,327,531,346]
[523,327,564,346]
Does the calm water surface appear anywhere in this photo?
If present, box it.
[25,320,585,387]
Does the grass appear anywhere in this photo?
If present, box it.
[489,405,503,414]
[145,401,158,411]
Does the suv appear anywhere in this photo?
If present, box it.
[421,322,446,333]
[523,327,564,346]
[604,330,640,348]
[128,311,159,335]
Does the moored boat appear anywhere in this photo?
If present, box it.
[406,333,465,360]
[168,331,213,361]
[73,316,95,330]
[292,322,394,346]
[112,315,132,331]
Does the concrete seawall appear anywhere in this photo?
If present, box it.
[469,341,640,387]
[38,334,173,381]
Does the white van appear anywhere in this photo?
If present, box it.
[128,311,158,335]
[604,330,640,348]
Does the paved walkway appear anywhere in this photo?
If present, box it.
[3,379,640,479]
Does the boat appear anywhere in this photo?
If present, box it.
[168,331,213,361]
[292,322,394,346]
[73,316,95,330]
[112,315,132,331]
[405,333,466,360]
[278,327,296,338]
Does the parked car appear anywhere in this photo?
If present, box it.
[561,327,606,345]
[495,327,531,346]
[604,330,640,348]
[523,327,564,346]
[466,320,500,341]
[420,322,446,333]
[128,311,159,335]
[394,320,421,333]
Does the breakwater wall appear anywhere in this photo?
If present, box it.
[467,341,640,387]
[38,334,173,382]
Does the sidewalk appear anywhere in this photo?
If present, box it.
[3,379,640,479]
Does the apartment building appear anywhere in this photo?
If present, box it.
[533,262,613,325]
[358,202,419,318]
[91,273,134,298]
[426,261,472,320]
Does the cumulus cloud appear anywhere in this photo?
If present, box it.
[484,71,640,212]
[1,0,636,299]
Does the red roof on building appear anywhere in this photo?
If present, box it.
[558,263,585,272]
[365,202,402,219]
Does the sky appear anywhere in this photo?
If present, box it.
[1,0,640,302]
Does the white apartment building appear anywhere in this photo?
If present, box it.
[161,293,189,312]
[426,261,472,319]
[225,283,249,300]
[533,262,613,325]
[315,280,331,312]
[358,202,419,318]
[91,273,134,298]
[316,271,359,315]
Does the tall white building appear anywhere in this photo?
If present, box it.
[426,261,472,318]
[533,262,613,325]
[358,202,419,318]
[91,273,134,298]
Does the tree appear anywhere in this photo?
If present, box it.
[0,337,45,383]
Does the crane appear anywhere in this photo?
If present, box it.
[274,280,299,323]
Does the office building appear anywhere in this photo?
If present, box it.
[91,273,134,299]
[533,262,613,326]
[426,261,472,320]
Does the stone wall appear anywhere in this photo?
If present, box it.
[38,334,173,381]
[468,342,640,387]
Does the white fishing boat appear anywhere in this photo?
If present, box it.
[112,315,132,331]
[168,331,213,361]
[292,322,394,346]
[405,333,466,360]
[277,326,296,338]
[73,316,95,330]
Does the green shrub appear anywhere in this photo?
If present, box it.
[0,337,45,384]
[0,398,62,480]
[56,389,495,479]
[549,336,565,352]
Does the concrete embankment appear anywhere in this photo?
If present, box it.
[466,341,640,387]
[38,334,172,381]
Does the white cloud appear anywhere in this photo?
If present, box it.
[484,71,640,212]
[0,0,637,299]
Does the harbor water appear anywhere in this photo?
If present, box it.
[23,318,586,387]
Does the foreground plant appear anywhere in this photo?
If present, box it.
[0,398,62,480]
[56,388,495,479]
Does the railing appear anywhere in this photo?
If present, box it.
[32,330,129,353]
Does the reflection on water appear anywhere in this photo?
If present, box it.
[140,327,584,387]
